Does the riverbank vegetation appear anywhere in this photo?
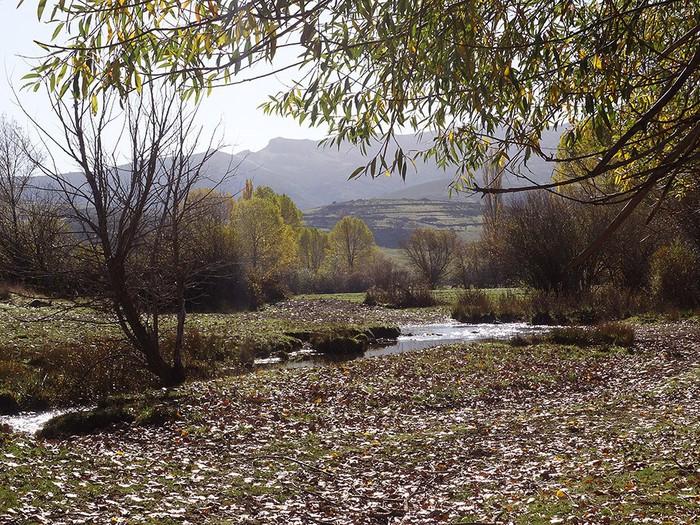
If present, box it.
[0,296,438,412]
[2,97,699,398]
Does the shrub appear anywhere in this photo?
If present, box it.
[485,193,584,293]
[366,326,401,340]
[527,291,583,325]
[0,339,155,410]
[452,286,647,325]
[135,405,180,427]
[495,291,526,321]
[21,339,155,408]
[649,240,700,309]
[180,329,229,362]
[364,267,437,309]
[162,328,255,376]
[1,328,259,411]
[237,334,301,361]
[587,285,649,321]
[509,334,544,347]
[288,267,322,294]
[526,286,648,325]
[452,289,530,322]
[245,274,290,310]
[483,189,664,295]
[292,248,404,295]
[310,328,369,355]
[510,322,635,348]
[365,283,436,308]
[596,322,636,347]
[38,407,134,439]
[451,289,497,323]
[314,335,366,354]
[395,285,437,308]
[549,322,635,347]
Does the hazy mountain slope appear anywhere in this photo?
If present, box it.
[381,128,563,201]
[229,130,561,207]
[39,130,562,209]
[217,136,451,209]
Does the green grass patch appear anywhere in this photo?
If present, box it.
[294,292,366,303]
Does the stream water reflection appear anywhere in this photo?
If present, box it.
[259,321,551,369]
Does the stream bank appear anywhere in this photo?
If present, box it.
[2,321,551,435]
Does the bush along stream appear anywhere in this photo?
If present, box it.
[1,324,404,435]
[0,295,635,437]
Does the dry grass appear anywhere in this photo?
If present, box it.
[364,284,437,308]
[511,322,636,348]
[452,286,652,325]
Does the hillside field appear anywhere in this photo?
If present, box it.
[304,198,483,247]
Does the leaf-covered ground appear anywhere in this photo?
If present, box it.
[1,321,699,524]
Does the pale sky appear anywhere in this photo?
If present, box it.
[0,1,327,169]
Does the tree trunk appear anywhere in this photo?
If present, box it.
[172,277,187,384]
[143,341,185,387]
[109,260,185,386]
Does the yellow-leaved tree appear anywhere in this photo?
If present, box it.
[325,216,376,273]
[231,194,297,305]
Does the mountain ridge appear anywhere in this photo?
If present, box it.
[36,131,561,209]
[221,130,562,208]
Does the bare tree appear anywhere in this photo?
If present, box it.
[487,192,598,293]
[402,228,457,289]
[0,116,40,281]
[28,83,235,385]
[452,239,493,289]
[0,117,69,292]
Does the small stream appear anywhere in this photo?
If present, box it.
[2,321,549,435]
[256,321,550,369]
[0,409,70,435]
